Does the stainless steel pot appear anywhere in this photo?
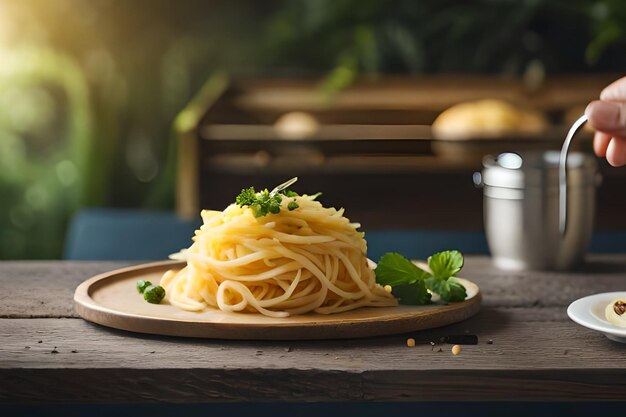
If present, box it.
[474,151,600,271]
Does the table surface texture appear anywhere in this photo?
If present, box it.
[2,256,626,404]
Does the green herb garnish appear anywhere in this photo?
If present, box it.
[428,250,464,278]
[375,250,467,304]
[143,285,166,304]
[375,253,431,305]
[235,187,256,207]
[234,177,317,218]
[136,280,152,294]
[424,250,466,302]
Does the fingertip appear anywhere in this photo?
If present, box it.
[600,76,626,101]
[594,132,611,157]
[584,100,625,134]
[606,137,626,167]
[585,101,597,118]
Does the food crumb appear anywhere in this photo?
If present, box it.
[150,351,156,354]
[451,345,462,355]
[51,349,59,354]
[406,338,416,347]
[71,350,78,353]
[37,341,42,344]
[564,350,568,355]
[24,346,30,349]
[437,348,443,352]
[487,339,493,345]
[384,285,392,293]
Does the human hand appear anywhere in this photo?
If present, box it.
[586,76,626,166]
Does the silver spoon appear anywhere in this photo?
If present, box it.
[559,114,588,236]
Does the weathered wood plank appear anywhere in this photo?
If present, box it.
[3,257,626,318]
[1,314,625,403]
[0,312,622,372]
[3,368,626,404]
[462,255,626,308]
[0,261,129,318]
[3,255,626,403]
[361,369,626,402]
[0,368,364,404]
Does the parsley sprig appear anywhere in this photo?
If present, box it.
[235,177,316,218]
[375,250,467,304]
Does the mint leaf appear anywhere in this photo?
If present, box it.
[425,251,466,302]
[375,251,466,305]
[428,250,464,279]
[392,282,431,305]
[375,253,430,287]
[426,276,467,302]
[446,278,467,301]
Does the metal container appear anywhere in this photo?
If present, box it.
[474,151,599,271]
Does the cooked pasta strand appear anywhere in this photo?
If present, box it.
[161,195,397,316]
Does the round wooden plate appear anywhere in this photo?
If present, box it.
[74,260,481,340]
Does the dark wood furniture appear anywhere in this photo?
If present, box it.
[3,256,626,404]
[175,75,626,231]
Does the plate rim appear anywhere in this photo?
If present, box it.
[74,260,482,339]
[567,292,626,336]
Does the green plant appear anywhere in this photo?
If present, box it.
[1,0,625,259]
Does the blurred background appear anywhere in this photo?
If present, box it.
[2,0,626,260]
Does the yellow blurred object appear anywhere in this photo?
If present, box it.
[274,111,319,139]
[432,99,546,140]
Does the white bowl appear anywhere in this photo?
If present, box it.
[567,292,626,343]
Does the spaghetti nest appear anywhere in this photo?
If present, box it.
[160,195,397,317]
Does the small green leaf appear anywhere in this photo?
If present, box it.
[392,281,431,305]
[375,252,430,286]
[288,201,299,210]
[283,190,298,197]
[446,278,467,302]
[426,276,467,302]
[428,250,464,279]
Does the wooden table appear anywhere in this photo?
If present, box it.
[2,256,626,406]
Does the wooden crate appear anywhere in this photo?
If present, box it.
[176,75,626,231]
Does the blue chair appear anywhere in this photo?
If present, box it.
[591,231,626,253]
[365,230,489,262]
[64,208,626,261]
[64,208,201,260]
[366,230,626,261]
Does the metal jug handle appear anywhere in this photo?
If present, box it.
[559,114,588,236]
